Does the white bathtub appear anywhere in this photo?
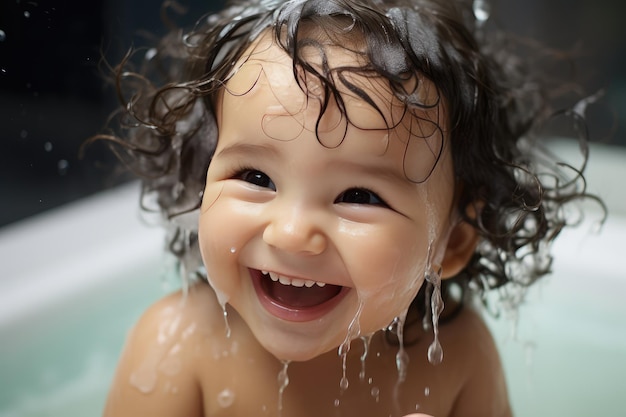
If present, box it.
[1,141,624,417]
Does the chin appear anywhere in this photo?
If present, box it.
[253,329,340,362]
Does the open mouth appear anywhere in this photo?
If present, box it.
[250,269,347,322]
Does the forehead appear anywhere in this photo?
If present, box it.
[219,34,446,182]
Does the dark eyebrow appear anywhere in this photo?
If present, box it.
[215,142,280,160]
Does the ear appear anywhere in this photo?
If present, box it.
[440,218,479,279]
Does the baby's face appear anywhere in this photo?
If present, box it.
[199,36,460,361]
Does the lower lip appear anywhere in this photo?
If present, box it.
[250,269,349,322]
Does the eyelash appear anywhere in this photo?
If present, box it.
[231,166,276,190]
[230,167,389,207]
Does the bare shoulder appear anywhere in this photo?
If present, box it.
[103,283,221,417]
[439,306,512,417]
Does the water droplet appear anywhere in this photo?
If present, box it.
[217,388,235,408]
[129,369,157,394]
[44,141,52,151]
[181,322,196,340]
[158,351,182,376]
[370,386,380,402]
[0,30,6,42]
[57,159,69,175]
[473,0,491,24]
[230,247,237,254]
[18,130,28,139]
[427,341,443,365]
[334,398,340,407]
[339,376,349,391]
[24,11,31,18]
[359,335,372,381]
[424,386,430,397]
[145,47,157,60]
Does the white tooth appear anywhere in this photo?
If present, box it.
[291,278,305,287]
[261,270,268,276]
[269,272,279,282]
[278,276,291,285]
[316,282,326,287]
[304,280,315,288]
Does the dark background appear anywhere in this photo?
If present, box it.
[1,0,624,228]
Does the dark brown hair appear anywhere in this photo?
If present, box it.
[86,0,603,328]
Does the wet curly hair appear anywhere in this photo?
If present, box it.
[86,0,602,331]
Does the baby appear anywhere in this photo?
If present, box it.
[93,0,597,416]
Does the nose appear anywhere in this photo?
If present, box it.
[262,204,327,255]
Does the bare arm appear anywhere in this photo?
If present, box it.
[103,292,205,417]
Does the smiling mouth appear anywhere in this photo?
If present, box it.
[250,269,347,321]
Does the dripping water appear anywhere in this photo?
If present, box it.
[393,311,410,383]
[359,335,373,381]
[391,311,410,414]
[277,360,291,415]
[425,249,444,365]
[206,250,233,338]
[337,301,363,392]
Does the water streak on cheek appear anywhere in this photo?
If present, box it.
[199,182,233,337]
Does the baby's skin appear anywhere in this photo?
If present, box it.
[103,33,511,417]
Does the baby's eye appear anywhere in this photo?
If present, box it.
[335,188,387,206]
[234,169,276,191]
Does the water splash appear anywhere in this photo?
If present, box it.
[337,301,363,392]
[277,360,291,415]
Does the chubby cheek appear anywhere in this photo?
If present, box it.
[340,223,429,333]
[198,183,254,294]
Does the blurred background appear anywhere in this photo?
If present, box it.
[0,0,625,228]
